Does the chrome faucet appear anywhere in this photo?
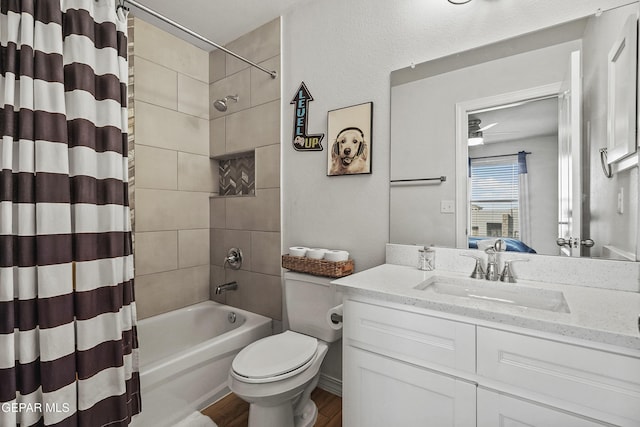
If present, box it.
[499,259,529,283]
[214,281,238,294]
[483,239,505,281]
[460,253,485,279]
[463,239,529,283]
[484,247,499,281]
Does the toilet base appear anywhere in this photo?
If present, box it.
[247,400,317,427]
[295,399,318,427]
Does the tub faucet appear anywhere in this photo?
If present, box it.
[214,281,238,294]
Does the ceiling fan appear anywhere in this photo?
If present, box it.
[467,119,499,145]
[468,118,529,146]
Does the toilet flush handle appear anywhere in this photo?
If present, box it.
[330,313,343,325]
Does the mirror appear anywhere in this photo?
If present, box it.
[390,2,639,261]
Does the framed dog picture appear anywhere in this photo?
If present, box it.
[327,102,373,176]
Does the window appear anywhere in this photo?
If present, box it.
[469,156,520,239]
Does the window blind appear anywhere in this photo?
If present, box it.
[469,156,520,238]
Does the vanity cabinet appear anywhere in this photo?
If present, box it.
[342,297,640,427]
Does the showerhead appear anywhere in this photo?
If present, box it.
[213,95,239,112]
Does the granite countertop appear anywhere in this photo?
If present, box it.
[332,263,640,351]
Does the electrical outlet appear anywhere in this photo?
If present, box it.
[441,200,455,214]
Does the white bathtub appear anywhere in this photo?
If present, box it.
[130,301,272,427]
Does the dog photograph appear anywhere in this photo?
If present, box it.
[327,102,373,176]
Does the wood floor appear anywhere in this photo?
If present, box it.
[201,387,342,427]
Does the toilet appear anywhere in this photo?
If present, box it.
[228,272,342,427]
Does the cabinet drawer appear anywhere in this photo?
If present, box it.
[477,327,640,426]
[477,388,609,427]
[344,300,475,373]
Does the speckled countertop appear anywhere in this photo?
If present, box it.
[332,263,640,351]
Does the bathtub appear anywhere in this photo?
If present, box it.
[130,301,272,427]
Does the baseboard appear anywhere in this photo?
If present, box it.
[317,373,342,397]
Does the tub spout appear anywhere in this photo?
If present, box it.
[214,281,238,295]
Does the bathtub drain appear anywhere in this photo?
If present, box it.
[228,312,237,323]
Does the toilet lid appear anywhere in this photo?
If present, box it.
[232,331,318,380]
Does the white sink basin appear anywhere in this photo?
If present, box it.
[414,275,570,313]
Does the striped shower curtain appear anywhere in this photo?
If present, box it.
[0,1,141,426]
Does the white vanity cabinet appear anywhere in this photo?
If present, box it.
[342,297,640,427]
[342,299,476,427]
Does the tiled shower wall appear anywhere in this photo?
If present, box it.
[209,19,282,321]
[130,18,215,319]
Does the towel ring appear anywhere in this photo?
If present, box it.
[599,148,613,178]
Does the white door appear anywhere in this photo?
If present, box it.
[557,50,583,257]
[477,388,609,426]
[343,346,476,427]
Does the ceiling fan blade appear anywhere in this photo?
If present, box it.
[478,122,498,132]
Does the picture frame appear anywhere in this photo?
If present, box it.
[606,14,638,166]
[327,102,373,176]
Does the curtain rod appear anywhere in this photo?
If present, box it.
[122,0,277,79]
[470,151,531,161]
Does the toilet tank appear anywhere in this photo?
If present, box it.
[284,272,342,342]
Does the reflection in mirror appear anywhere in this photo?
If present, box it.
[466,97,559,256]
[389,2,639,261]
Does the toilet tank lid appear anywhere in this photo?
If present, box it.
[284,271,334,286]
[232,331,318,379]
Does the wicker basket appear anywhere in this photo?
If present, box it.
[282,254,354,278]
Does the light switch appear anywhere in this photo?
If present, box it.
[441,200,455,214]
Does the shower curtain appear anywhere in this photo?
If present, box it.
[0,1,140,426]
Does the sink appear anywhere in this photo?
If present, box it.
[414,275,570,313]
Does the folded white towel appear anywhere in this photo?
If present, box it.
[173,411,217,427]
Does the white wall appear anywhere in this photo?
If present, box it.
[281,0,633,383]
[282,0,631,269]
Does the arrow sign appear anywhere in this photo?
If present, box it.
[290,81,324,151]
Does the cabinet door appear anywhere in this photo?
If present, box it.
[343,346,476,427]
[477,388,610,427]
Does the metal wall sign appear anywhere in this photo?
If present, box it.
[290,81,324,151]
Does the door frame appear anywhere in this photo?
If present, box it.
[454,83,563,249]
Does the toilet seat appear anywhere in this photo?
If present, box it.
[232,331,318,384]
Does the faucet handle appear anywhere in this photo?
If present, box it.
[224,248,243,270]
[500,259,529,283]
[484,246,500,255]
[460,253,485,279]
